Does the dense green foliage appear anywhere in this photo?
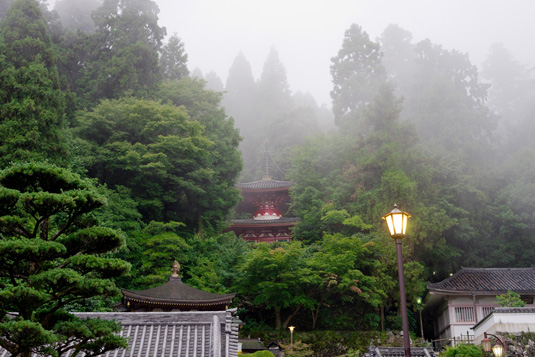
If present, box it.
[74,96,213,224]
[0,0,67,166]
[440,344,483,357]
[0,162,130,356]
[77,0,165,105]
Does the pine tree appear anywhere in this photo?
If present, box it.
[0,162,130,356]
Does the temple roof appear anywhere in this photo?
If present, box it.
[122,277,235,304]
[0,310,239,357]
[231,217,299,225]
[427,267,535,295]
[236,179,293,191]
[122,261,235,309]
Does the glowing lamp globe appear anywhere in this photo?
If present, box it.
[382,204,411,239]
[492,343,504,357]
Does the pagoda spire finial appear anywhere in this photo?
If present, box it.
[171,260,180,277]
[263,139,271,181]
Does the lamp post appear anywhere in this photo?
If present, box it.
[416,296,424,339]
[482,332,506,357]
[289,326,295,350]
[382,204,411,357]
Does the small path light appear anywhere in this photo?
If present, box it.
[416,296,424,339]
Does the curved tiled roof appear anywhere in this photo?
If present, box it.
[123,276,235,305]
[14,310,241,357]
[236,179,293,190]
[231,217,299,225]
[427,267,535,294]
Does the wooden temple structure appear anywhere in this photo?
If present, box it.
[229,146,298,243]
[120,261,235,312]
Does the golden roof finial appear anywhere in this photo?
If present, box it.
[171,260,180,277]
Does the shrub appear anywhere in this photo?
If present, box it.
[440,344,483,357]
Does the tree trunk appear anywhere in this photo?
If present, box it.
[312,296,324,329]
[275,307,281,329]
[283,304,302,328]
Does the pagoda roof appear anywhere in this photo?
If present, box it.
[122,261,235,310]
[236,179,293,191]
[427,267,535,295]
[231,217,299,226]
[123,276,235,305]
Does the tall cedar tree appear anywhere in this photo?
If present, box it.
[79,0,165,105]
[222,52,259,171]
[330,24,386,129]
[0,162,130,357]
[159,33,189,81]
[0,0,67,167]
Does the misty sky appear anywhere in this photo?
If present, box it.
[156,0,534,106]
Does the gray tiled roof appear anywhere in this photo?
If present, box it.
[236,180,293,190]
[427,267,535,294]
[0,310,239,357]
[239,338,267,350]
[492,307,535,313]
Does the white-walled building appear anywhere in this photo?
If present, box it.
[426,267,535,343]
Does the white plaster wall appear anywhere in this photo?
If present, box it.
[477,296,498,304]
[473,312,535,344]
[450,296,474,304]
[451,324,475,340]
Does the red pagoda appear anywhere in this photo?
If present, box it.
[229,147,298,243]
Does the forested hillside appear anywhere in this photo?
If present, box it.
[0,0,534,347]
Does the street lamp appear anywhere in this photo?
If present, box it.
[482,333,506,357]
[382,204,411,357]
[416,296,424,339]
[288,326,295,349]
[492,344,504,357]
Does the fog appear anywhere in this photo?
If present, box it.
[156,0,535,106]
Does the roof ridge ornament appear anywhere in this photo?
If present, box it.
[171,260,180,277]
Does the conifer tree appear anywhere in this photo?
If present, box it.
[0,162,130,356]
[160,33,189,81]
[79,0,165,105]
[0,0,67,167]
[330,24,386,129]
